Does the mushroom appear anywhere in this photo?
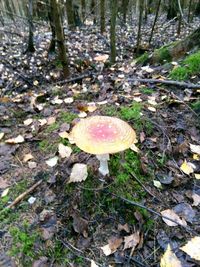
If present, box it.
[70,116,136,176]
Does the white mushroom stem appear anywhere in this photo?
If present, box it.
[96,154,110,176]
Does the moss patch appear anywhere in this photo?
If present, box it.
[169,50,200,80]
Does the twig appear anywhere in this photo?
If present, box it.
[110,192,197,235]
[54,72,94,86]
[58,238,102,266]
[128,78,200,89]
[1,180,42,212]
[129,171,161,201]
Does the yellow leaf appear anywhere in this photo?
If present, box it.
[180,236,200,261]
[160,244,182,267]
[23,153,34,162]
[180,160,194,175]
[0,132,5,140]
[193,154,200,160]
[190,144,200,155]
[194,173,200,179]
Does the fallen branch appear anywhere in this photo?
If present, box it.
[54,72,94,85]
[110,192,197,235]
[1,179,42,212]
[128,78,200,89]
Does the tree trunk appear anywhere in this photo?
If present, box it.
[195,0,200,15]
[149,0,161,44]
[167,0,178,19]
[121,0,129,24]
[91,0,96,24]
[188,0,193,22]
[81,0,86,22]
[27,0,35,53]
[149,26,200,64]
[136,0,144,54]
[48,2,56,54]
[66,0,75,30]
[110,0,118,64]
[100,0,105,34]
[51,0,70,78]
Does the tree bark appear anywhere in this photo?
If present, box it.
[136,0,144,54]
[27,0,35,53]
[66,0,75,30]
[121,0,129,24]
[48,2,56,54]
[100,0,105,34]
[51,0,70,78]
[110,0,118,64]
[149,26,200,64]
[167,0,178,19]
[81,0,86,21]
[149,0,161,44]
[91,0,96,24]
[195,0,200,15]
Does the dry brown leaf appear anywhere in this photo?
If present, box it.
[94,54,109,62]
[161,209,187,226]
[38,119,47,126]
[58,143,72,158]
[28,161,37,169]
[123,232,140,250]
[23,153,34,162]
[101,237,123,256]
[68,163,88,183]
[118,223,130,233]
[192,193,200,206]
[180,236,200,261]
[190,144,200,155]
[0,133,5,140]
[160,244,182,267]
[45,156,58,167]
[0,177,9,189]
[180,160,195,175]
[23,118,33,126]
[47,117,56,125]
[5,135,24,144]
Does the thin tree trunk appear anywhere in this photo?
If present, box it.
[110,0,118,64]
[136,0,144,54]
[66,0,75,30]
[81,0,86,22]
[27,0,35,53]
[149,0,161,44]
[51,0,70,78]
[167,0,178,19]
[195,0,200,15]
[187,0,193,22]
[122,0,129,24]
[91,0,96,24]
[48,2,56,54]
[177,14,182,35]
[100,0,105,34]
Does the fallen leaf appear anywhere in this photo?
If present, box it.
[123,232,140,250]
[5,135,24,144]
[148,106,156,112]
[91,260,99,267]
[1,188,9,197]
[87,105,97,112]
[64,97,74,104]
[118,223,130,233]
[190,144,200,155]
[180,236,200,261]
[180,160,195,175]
[47,116,56,125]
[194,173,200,179]
[153,180,162,189]
[192,193,200,206]
[130,143,139,153]
[161,209,187,227]
[72,212,88,236]
[23,153,34,162]
[78,111,87,118]
[23,118,33,126]
[0,133,5,140]
[58,143,72,158]
[59,131,69,139]
[94,54,109,62]
[28,161,37,169]
[160,244,182,267]
[45,156,58,167]
[38,119,47,126]
[0,177,9,189]
[68,163,88,183]
[101,236,123,256]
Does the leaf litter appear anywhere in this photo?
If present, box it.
[0,13,200,267]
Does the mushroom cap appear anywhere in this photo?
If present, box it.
[70,116,136,155]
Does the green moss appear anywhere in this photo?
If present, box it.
[38,139,58,153]
[59,111,77,123]
[154,46,172,63]
[191,100,200,113]
[140,87,154,95]
[45,122,60,133]
[103,105,119,117]
[136,52,149,64]
[119,101,142,121]
[169,50,200,80]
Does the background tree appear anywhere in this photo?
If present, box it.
[51,0,70,78]
[136,0,144,54]
[167,0,179,19]
[121,0,129,24]
[110,0,118,63]
[100,0,105,34]
[27,0,35,53]
[66,0,75,30]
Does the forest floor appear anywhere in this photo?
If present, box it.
[0,15,200,267]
